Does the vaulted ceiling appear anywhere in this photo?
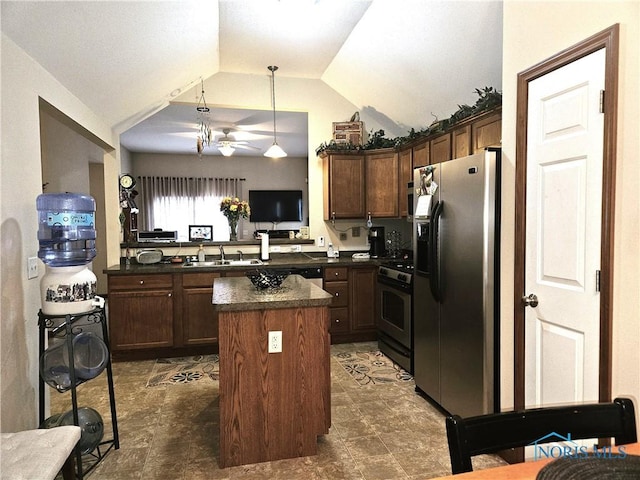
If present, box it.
[1,1,503,157]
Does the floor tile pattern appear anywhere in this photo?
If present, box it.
[51,342,507,479]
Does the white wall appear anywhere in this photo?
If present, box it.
[0,34,115,431]
[501,2,640,424]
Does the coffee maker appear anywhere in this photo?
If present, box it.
[368,226,386,258]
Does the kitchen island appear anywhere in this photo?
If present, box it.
[213,274,333,468]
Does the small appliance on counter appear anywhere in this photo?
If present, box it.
[136,249,163,264]
[368,226,385,258]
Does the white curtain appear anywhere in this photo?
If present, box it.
[138,176,243,241]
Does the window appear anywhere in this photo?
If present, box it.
[137,176,243,241]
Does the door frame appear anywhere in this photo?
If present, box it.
[514,25,619,414]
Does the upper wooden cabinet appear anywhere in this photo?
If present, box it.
[366,150,398,218]
[322,153,365,220]
[412,141,429,168]
[321,109,500,219]
[430,133,451,164]
[452,124,472,159]
[471,112,502,153]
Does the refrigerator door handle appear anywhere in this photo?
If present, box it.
[429,200,443,302]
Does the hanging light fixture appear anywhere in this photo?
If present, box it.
[264,66,287,158]
[196,79,212,152]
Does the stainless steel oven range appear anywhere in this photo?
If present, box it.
[377,261,413,373]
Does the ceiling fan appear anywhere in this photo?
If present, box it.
[214,128,260,156]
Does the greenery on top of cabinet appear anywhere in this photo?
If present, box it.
[316,86,501,155]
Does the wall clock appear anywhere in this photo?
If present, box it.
[119,174,135,190]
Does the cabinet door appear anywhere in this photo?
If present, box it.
[430,133,451,164]
[366,151,398,218]
[452,125,471,159]
[472,112,502,152]
[350,267,378,333]
[412,141,429,168]
[323,154,365,220]
[109,289,174,350]
[398,148,412,217]
[182,273,220,346]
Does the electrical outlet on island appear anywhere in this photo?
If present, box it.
[268,331,282,353]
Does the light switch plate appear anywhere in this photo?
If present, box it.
[317,236,325,247]
[27,257,39,279]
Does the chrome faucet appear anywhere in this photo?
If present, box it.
[219,245,225,261]
[237,250,244,261]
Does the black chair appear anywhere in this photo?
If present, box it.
[446,397,637,474]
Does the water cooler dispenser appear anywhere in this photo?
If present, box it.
[37,193,98,315]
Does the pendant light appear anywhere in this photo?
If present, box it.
[264,66,287,158]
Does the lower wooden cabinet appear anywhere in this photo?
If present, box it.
[324,265,377,343]
[107,263,379,354]
[108,274,174,351]
[350,266,378,333]
[181,272,220,346]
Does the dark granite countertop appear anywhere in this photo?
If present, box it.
[104,252,379,275]
[213,275,333,311]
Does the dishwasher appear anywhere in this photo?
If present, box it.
[288,267,323,288]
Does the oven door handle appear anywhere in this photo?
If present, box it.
[429,200,443,302]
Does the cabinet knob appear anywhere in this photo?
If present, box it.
[335,319,340,323]
[334,292,339,297]
[334,272,339,277]
[139,280,144,285]
[168,293,172,297]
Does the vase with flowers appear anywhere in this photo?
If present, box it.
[220,197,250,241]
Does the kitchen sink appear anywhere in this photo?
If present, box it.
[226,259,264,266]
[183,259,263,267]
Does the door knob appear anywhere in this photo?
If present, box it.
[522,293,539,308]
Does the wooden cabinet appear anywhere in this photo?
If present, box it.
[398,148,413,218]
[365,150,398,218]
[412,140,429,168]
[321,110,500,220]
[324,266,349,337]
[452,124,471,159]
[108,274,174,351]
[350,266,378,333]
[181,272,220,346]
[322,153,365,220]
[430,133,452,164]
[472,112,501,152]
[324,265,377,343]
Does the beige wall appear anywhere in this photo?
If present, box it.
[0,34,116,431]
[501,1,640,423]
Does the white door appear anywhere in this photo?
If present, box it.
[524,49,605,410]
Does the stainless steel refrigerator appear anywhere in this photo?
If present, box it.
[412,148,500,418]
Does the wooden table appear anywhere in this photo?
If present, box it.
[431,442,640,479]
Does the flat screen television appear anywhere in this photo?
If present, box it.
[249,190,303,223]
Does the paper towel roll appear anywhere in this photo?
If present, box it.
[261,233,269,260]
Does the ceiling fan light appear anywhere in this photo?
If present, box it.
[264,142,287,158]
[219,144,235,156]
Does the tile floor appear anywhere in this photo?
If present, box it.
[51,342,506,479]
